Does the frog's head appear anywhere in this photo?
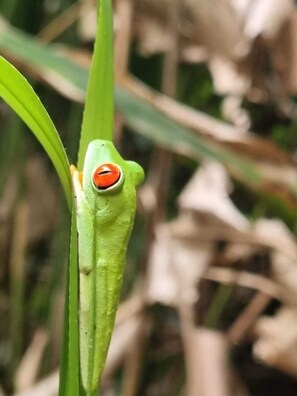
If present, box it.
[83,140,144,217]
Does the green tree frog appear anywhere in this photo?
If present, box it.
[70,139,144,393]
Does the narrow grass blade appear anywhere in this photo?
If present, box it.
[0,24,88,95]
[2,23,296,208]
[78,0,114,169]
[0,29,263,187]
[59,210,80,396]
[0,56,72,207]
[114,87,262,185]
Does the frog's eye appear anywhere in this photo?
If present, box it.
[92,163,123,192]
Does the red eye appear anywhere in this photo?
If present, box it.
[92,163,121,190]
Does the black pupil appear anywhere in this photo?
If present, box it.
[98,170,112,175]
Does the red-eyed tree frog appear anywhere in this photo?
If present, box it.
[70,139,144,393]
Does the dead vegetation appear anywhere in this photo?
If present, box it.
[1,0,297,395]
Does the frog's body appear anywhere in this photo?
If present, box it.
[71,139,144,391]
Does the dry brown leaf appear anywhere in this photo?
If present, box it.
[146,216,216,306]
[254,219,297,261]
[171,234,213,307]
[270,252,297,306]
[115,0,171,56]
[14,329,48,392]
[273,11,297,95]
[178,161,249,231]
[147,161,248,306]
[147,166,297,312]
[221,96,251,130]
[134,11,172,55]
[254,219,297,305]
[146,159,297,313]
[131,0,294,106]
[254,307,297,377]
[179,314,231,396]
[14,371,59,396]
[146,224,178,305]
[186,0,247,60]
[239,0,294,40]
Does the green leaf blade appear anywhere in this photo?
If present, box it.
[59,211,80,396]
[0,24,272,196]
[0,56,72,208]
[78,0,114,169]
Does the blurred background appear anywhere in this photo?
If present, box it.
[1,0,297,395]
